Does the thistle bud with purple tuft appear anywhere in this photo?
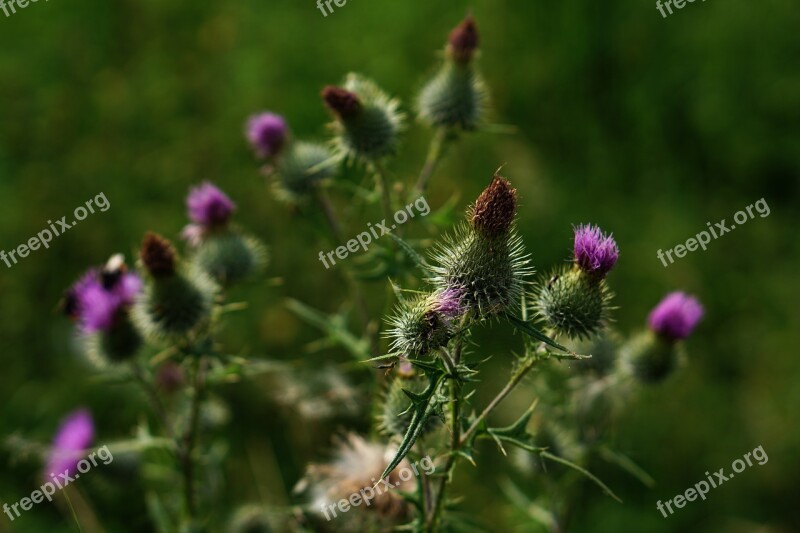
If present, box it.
[182,182,267,286]
[63,254,143,364]
[428,173,531,319]
[386,288,466,358]
[623,292,704,383]
[534,224,618,340]
[322,73,404,163]
[133,232,217,342]
[417,15,488,131]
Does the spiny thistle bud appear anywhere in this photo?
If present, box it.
[386,289,464,357]
[448,15,479,63]
[246,112,288,159]
[648,292,704,342]
[573,224,619,281]
[623,292,702,383]
[63,255,143,364]
[133,233,217,342]
[534,225,618,339]
[141,232,177,278]
[271,141,336,203]
[417,16,488,130]
[323,73,404,162]
[430,173,531,318]
[192,230,267,286]
[181,183,267,286]
[571,331,620,376]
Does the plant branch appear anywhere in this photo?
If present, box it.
[414,127,449,196]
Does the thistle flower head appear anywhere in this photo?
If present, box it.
[186,182,236,227]
[323,74,404,162]
[141,232,178,278]
[648,292,704,341]
[430,173,531,318]
[448,15,479,63]
[573,224,619,280]
[271,141,336,203]
[246,112,288,158]
[386,292,461,357]
[65,256,141,333]
[534,266,613,340]
[44,409,94,479]
[470,174,517,238]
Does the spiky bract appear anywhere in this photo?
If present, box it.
[417,61,487,130]
[621,330,680,384]
[191,229,267,286]
[386,292,461,357]
[272,141,336,202]
[534,266,613,340]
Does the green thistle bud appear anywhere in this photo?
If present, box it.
[191,228,267,287]
[322,73,404,163]
[621,330,681,384]
[430,175,531,318]
[271,141,336,203]
[417,16,488,130]
[386,291,461,357]
[570,331,620,376]
[533,266,614,340]
[133,233,217,342]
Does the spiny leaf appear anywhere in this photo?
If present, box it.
[386,232,430,274]
[540,451,622,503]
[285,299,371,360]
[599,446,656,488]
[381,372,446,480]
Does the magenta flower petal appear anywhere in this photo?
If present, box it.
[648,292,704,341]
[246,112,288,158]
[44,409,94,479]
[186,181,236,226]
[573,224,619,279]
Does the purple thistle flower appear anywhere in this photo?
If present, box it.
[44,409,94,479]
[435,288,465,319]
[573,224,619,279]
[186,181,236,227]
[246,112,288,158]
[66,258,142,333]
[648,292,704,341]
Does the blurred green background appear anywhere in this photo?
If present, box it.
[1,0,798,531]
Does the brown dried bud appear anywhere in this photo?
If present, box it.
[141,232,177,277]
[321,86,361,119]
[448,15,479,63]
[470,174,517,237]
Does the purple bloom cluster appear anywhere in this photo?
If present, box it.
[648,292,704,341]
[66,257,141,333]
[44,409,94,479]
[246,112,288,158]
[573,224,619,279]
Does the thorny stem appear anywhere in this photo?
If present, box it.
[373,160,395,227]
[414,127,449,196]
[426,322,467,530]
[181,355,207,521]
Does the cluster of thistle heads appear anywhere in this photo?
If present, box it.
[385,171,703,385]
[243,16,486,203]
[62,182,265,366]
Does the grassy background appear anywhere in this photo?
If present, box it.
[1,0,798,531]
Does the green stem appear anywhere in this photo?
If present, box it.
[130,362,174,442]
[373,160,394,223]
[414,127,449,196]
[181,356,206,521]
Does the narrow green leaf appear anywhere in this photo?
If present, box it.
[386,232,430,274]
[505,314,571,353]
[540,451,622,503]
[599,446,656,488]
